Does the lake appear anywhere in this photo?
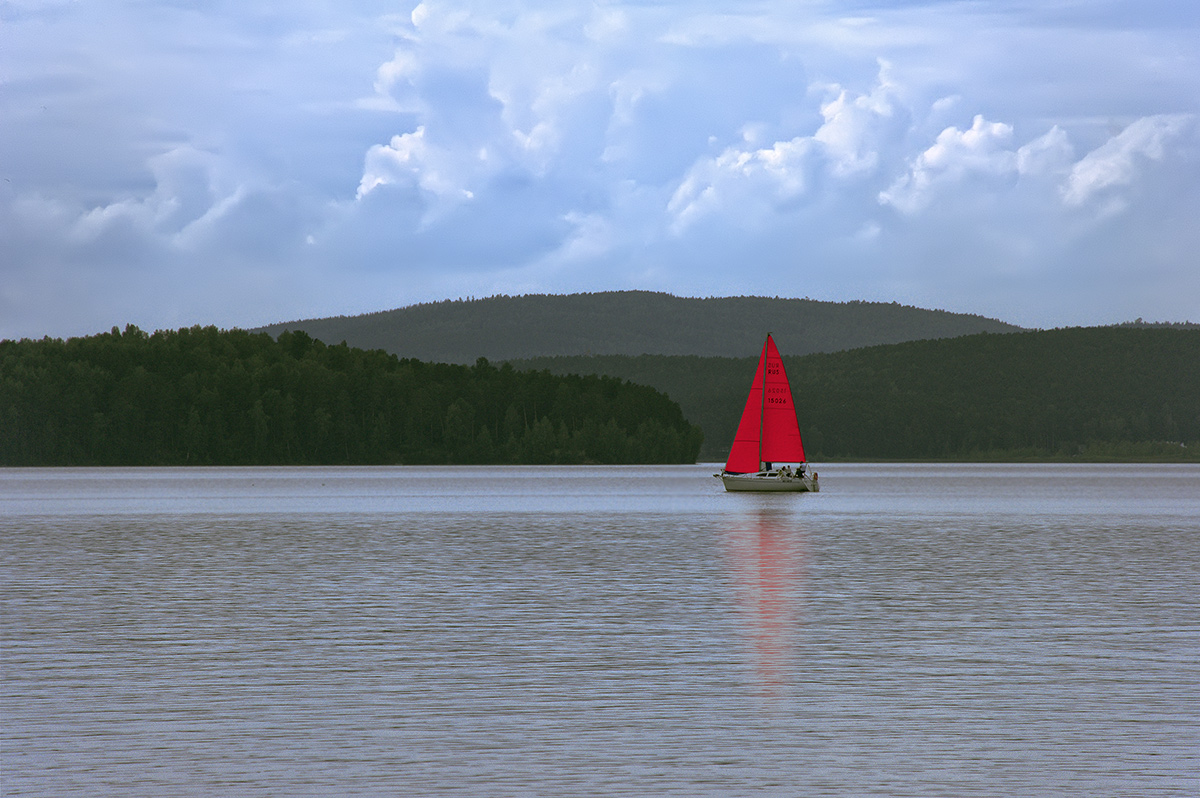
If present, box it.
[2,463,1198,796]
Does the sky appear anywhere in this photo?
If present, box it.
[3,0,1199,340]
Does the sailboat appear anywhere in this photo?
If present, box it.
[715,334,819,492]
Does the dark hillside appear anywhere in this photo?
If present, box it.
[513,327,1200,462]
[254,291,1020,363]
[0,326,702,466]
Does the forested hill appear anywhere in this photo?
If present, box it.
[254,292,1020,363]
[0,326,702,466]
[512,327,1200,462]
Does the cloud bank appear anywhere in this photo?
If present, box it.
[2,0,1199,339]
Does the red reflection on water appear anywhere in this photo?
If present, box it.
[723,511,806,694]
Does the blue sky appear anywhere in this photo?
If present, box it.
[3,0,1198,340]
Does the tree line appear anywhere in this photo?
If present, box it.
[512,327,1200,462]
[0,325,703,466]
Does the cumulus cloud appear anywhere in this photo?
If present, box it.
[668,137,816,233]
[878,112,1198,226]
[357,126,469,202]
[2,0,1199,339]
[879,115,1017,214]
[813,62,902,176]
[362,49,424,113]
[667,65,904,231]
[67,147,225,245]
[1062,114,1195,207]
[1016,126,1074,177]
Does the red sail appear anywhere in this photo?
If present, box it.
[760,334,806,465]
[724,334,806,473]
[724,341,767,473]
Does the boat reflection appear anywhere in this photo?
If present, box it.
[722,507,807,696]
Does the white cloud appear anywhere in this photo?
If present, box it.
[1062,114,1195,207]
[1016,126,1074,177]
[879,112,1198,223]
[410,3,432,28]
[358,127,431,199]
[3,0,1199,340]
[667,66,903,231]
[554,211,615,263]
[813,62,901,176]
[357,124,487,216]
[879,115,1017,214]
[360,49,424,113]
[667,137,815,232]
[65,146,230,247]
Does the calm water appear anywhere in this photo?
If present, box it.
[2,464,1198,796]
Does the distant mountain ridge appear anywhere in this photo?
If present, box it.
[254,291,1022,363]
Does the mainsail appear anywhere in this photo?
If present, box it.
[724,334,806,473]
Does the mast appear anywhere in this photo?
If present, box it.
[758,334,769,470]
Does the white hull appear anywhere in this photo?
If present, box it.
[717,471,818,492]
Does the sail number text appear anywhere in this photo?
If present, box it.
[765,385,789,404]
